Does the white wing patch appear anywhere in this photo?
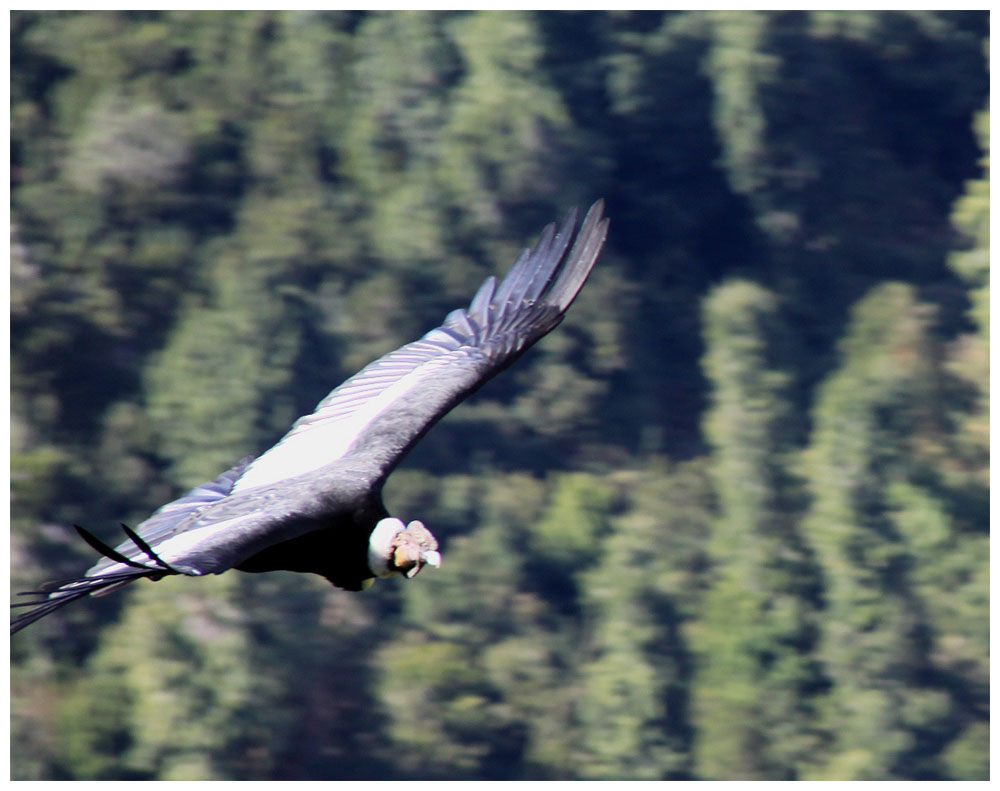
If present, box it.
[231,337,468,493]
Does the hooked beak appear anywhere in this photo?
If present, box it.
[406,549,441,578]
[394,543,442,579]
[401,549,442,579]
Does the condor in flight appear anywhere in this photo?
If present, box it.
[12,202,609,634]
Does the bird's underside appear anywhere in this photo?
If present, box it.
[12,200,609,634]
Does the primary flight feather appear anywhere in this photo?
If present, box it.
[12,201,609,634]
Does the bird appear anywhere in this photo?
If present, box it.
[11,201,609,634]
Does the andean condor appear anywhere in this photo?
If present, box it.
[12,201,609,634]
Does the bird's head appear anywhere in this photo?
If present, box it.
[368,517,441,580]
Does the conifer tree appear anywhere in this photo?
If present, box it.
[575,462,714,780]
[693,281,821,779]
[803,283,956,779]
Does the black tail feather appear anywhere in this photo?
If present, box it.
[120,524,179,573]
[10,569,155,634]
[74,524,151,571]
[12,524,181,635]
[11,589,88,634]
[15,570,153,598]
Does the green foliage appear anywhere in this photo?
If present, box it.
[694,280,821,779]
[10,9,988,782]
[575,462,714,780]
[948,99,990,339]
[802,282,986,779]
[528,472,615,572]
[944,94,989,499]
[67,576,271,780]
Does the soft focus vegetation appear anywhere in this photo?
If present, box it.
[11,10,988,780]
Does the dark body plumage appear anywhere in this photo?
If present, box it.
[12,202,609,634]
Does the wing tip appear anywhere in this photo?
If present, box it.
[490,198,608,314]
[545,199,609,312]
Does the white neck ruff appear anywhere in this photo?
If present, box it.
[368,517,405,578]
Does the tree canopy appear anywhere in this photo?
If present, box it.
[11,10,988,781]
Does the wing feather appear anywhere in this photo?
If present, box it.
[468,275,497,322]
[85,457,252,577]
[232,201,608,492]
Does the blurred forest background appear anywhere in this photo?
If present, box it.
[10,10,989,781]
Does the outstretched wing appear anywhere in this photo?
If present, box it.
[11,202,608,633]
[231,200,608,492]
